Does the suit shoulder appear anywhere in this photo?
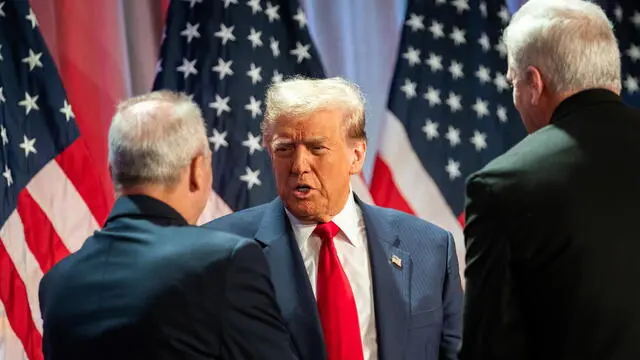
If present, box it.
[366,205,451,243]
[166,225,254,254]
[203,202,271,236]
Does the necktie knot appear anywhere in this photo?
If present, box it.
[313,221,340,242]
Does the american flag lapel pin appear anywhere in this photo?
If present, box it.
[391,254,402,268]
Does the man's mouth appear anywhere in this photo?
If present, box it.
[293,184,312,196]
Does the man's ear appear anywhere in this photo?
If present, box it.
[189,153,206,192]
[348,139,367,175]
[527,66,545,105]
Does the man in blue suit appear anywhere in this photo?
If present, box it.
[38,91,297,360]
[205,77,463,360]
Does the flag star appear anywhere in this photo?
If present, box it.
[614,5,623,23]
[424,86,442,107]
[247,0,262,14]
[293,8,307,28]
[183,0,203,8]
[446,92,463,112]
[498,6,510,24]
[0,2,4,17]
[242,132,263,155]
[495,41,507,58]
[209,129,229,151]
[60,100,75,121]
[475,65,491,84]
[451,0,470,14]
[222,0,238,8]
[405,13,425,32]
[26,7,38,28]
[445,159,461,180]
[425,53,443,72]
[21,49,43,71]
[624,75,639,94]
[177,58,198,79]
[1,125,7,145]
[19,92,39,115]
[631,11,640,28]
[449,60,464,80]
[247,27,263,48]
[19,135,37,157]
[290,42,311,63]
[450,27,466,46]
[497,105,508,123]
[402,47,421,67]
[245,96,263,118]
[470,131,488,151]
[156,59,163,73]
[270,37,280,57]
[246,63,263,84]
[472,98,490,118]
[272,69,283,83]
[429,20,445,39]
[445,126,461,146]
[478,33,490,52]
[240,167,262,189]
[422,119,439,140]
[208,94,231,116]
[0,87,4,103]
[212,58,234,79]
[2,165,11,186]
[494,72,509,93]
[214,24,236,45]
[479,1,487,18]
[180,22,201,43]
[626,44,640,63]
[400,79,418,99]
[265,2,280,22]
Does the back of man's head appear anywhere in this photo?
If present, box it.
[108,90,212,224]
[504,0,621,94]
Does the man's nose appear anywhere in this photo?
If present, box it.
[290,147,310,175]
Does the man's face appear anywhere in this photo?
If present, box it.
[268,109,365,222]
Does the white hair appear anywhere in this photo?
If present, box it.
[108,90,210,189]
[503,0,621,93]
[262,76,366,146]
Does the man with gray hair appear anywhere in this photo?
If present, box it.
[462,1,640,359]
[206,76,463,360]
[38,91,297,360]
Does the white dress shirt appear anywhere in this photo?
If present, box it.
[285,192,378,360]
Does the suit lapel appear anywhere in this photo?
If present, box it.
[255,199,326,360]
[358,199,410,360]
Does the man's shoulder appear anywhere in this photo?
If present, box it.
[203,202,272,236]
[363,203,451,244]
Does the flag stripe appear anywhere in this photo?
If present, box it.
[0,239,43,360]
[0,301,28,360]
[370,157,416,215]
[55,140,113,226]
[26,159,101,254]
[374,110,466,278]
[17,191,70,273]
[0,213,44,335]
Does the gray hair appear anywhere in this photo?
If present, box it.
[503,0,621,93]
[262,76,367,147]
[108,90,210,189]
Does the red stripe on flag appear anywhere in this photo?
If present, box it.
[370,155,416,215]
[17,191,71,273]
[0,240,44,360]
[55,139,113,226]
[457,212,465,227]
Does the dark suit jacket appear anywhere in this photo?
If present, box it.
[205,195,463,360]
[38,195,297,360]
[461,89,640,360]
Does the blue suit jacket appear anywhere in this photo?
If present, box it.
[39,195,297,360]
[205,195,463,360]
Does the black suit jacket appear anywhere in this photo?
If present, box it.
[38,195,297,360]
[461,89,640,360]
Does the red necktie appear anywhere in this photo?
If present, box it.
[314,221,364,360]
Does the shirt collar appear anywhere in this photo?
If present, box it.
[285,189,362,248]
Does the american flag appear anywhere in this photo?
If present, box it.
[601,1,640,105]
[0,2,110,360]
[369,0,527,272]
[153,0,327,217]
